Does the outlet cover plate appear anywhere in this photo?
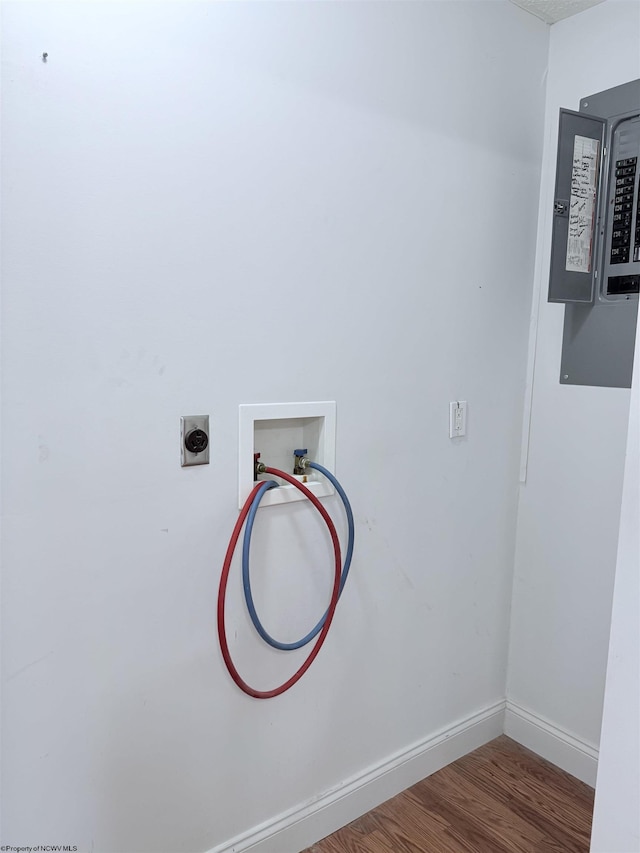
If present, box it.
[449,401,467,438]
[181,415,210,467]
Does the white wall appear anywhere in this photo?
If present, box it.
[507,0,640,775]
[590,308,640,852]
[0,3,548,851]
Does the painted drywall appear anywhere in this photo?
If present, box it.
[508,0,639,759]
[590,310,639,852]
[0,2,547,851]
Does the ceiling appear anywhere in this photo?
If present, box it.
[507,0,606,24]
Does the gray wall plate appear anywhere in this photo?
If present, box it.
[181,415,210,467]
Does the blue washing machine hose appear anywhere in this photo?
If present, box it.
[242,461,354,650]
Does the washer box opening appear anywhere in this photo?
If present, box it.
[238,402,337,508]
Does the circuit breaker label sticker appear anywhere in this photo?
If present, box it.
[566,135,600,273]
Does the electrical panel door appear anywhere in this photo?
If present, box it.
[549,109,606,304]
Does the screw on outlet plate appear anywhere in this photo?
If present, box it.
[181,415,210,467]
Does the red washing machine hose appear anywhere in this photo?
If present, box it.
[217,468,342,699]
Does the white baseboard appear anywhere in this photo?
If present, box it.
[208,700,505,853]
[505,699,599,787]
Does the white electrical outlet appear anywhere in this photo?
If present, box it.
[449,401,467,438]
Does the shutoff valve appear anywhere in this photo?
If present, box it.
[293,449,309,475]
[254,453,266,480]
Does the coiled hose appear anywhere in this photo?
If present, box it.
[242,461,354,649]
[217,470,344,698]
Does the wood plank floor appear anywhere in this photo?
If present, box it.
[304,736,594,853]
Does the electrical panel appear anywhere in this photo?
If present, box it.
[549,80,640,388]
